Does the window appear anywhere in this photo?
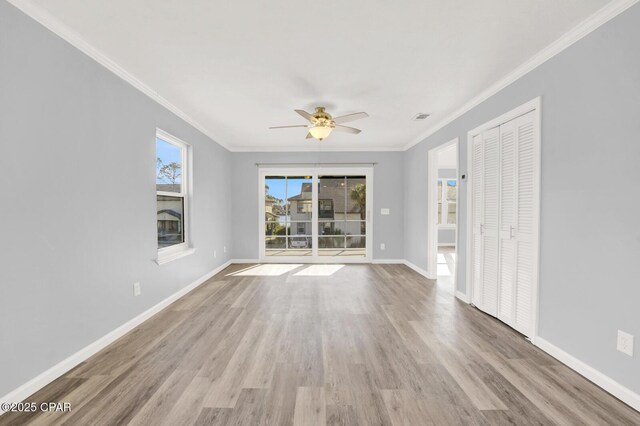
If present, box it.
[156,130,192,263]
[438,178,457,226]
[297,223,306,235]
[297,200,312,213]
[319,199,334,218]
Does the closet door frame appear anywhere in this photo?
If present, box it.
[465,97,541,342]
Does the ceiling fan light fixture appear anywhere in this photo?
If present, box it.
[270,107,367,141]
[309,125,332,140]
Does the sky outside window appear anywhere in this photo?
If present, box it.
[156,138,182,185]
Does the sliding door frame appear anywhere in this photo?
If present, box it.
[465,97,541,342]
[258,166,373,263]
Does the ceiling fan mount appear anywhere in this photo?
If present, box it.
[269,106,369,141]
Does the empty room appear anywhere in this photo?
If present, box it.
[1,0,639,424]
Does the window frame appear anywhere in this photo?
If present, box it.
[155,129,194,265]
[438,178,457,229]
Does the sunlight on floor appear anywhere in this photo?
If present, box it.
[265,249,312,256]
[293,264,345,276]
[227,264,303,276]
[437,263,452,276]
[437,247,456,290]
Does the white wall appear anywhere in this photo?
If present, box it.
[0,1,232,397]
[404,3,640,395]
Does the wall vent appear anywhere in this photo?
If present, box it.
[413,113,430,121]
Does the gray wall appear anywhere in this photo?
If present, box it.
[438,229,456,246]
[438,229,455,246]
[231,152,405,260]
[0,1,232,397]
[404,4,640,394]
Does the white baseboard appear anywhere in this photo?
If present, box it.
[372,259,405,264]
[0,260,232,410]
[535,337,640,412]
[455,290,471,304]
[403,260,435,280]
[229,258,260,264]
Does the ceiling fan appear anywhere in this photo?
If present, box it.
[269,107,369,140]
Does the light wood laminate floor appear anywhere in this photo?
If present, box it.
[3,263,639,425]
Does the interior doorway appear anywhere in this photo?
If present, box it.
[427,139,459,292]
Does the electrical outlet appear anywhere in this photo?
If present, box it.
[133,282,141,297]
[214,250,217,258]
[223,246,227,253]
[380,243,386,250]
[617,330,634,356]
[381,208,390,215]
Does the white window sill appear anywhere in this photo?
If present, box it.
[438,225,457,230]
[156,247,196,265]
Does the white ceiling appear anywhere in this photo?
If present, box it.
[22,0,610,151]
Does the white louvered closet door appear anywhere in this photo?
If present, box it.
[471,134,484,307]
[480,127,500,316]
[512,110,538,337]
[471,107,538,339]
[497,119,517,327]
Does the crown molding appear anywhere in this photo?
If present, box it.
[403,0,640,151]
[229,144,404,153]
[6,0,233,152]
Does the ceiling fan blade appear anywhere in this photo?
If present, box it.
[295,109,316,123]
[269,125,309,129]
[333,125,361,134]
[332,112,368,124]
[306,132,314,139]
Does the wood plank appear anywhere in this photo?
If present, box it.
[4,264,640,425]
[293,387,326,426]
[410,320,508,410]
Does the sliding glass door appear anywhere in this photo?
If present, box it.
[264,175,313,257]
[260,168,372,262]
[318,176,367,257]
